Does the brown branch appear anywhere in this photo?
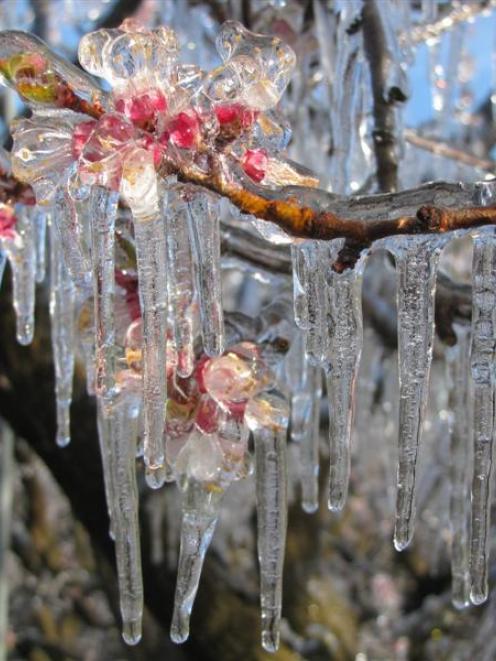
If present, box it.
[173,158,496,244]
[362,0,406,194]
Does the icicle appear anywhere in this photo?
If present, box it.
[107,392,143,645]
[290,244,309,331]
[33,209,46,283]
[288,332,322,513]
[245,391,289,653]
[96,400,115,540]
[187,192,224,357]
[52,179,92,291]
[390,236,445,550]
[166,190,195,378]
[469,230,496,605]
[446,323,472,609]
[329,0,364,194]
[323,244,365,511]
[170,479,223,644]
[122,153,167,469]
[294,242,327,364]
[49,221,75,447]
[0,421,14,661]
[9,206,36,345]
[89,186,119,401]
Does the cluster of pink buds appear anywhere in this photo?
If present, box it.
[1,18,308,202]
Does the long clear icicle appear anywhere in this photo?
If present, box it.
[288,332,322,513]
[166,190,195,378]
[170,479,222,644]
[391,236,444,550]
[446,323,472,609]
[9,206,36,345]
[469,230,496,605]
[246,392,289,653]
[123,160,168,469]
[187,193,224,357]
[100,393,143,645]
[49,220,75,447]
[323,244,365,511]
[0,421,14,661]
[89,186,119,401]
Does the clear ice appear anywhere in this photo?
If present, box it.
[323,243,366,511]
[246,392,289,653]
[171,479,222,644]
[49,220,75,447]
[187,193,224,357]
[390,236,445,550]
[446,323,472,609]
[469,230,496,605]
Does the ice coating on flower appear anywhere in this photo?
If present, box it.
[11,114,88,203]
[213,20,296,110]
[78,21,179,91]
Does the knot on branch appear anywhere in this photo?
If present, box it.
[416,205,450,232]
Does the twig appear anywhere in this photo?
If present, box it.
[406,0,496,46]
[404,129,496,173]
[362,0,406,194]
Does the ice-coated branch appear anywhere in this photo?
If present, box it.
[404,130,496,174]
[406,0,496,46]
[363,0,407,193]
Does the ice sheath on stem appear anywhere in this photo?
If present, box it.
[390,236,445,551]
[446,323,472,609]
[469,230,496,605]
[170,479,223,644]
[246,392,289,653]
[122,152,167,469]
[187,192,224,357]
[49,220,75,447]
[323,243,365,511]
